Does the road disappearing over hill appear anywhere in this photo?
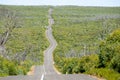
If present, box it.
[0,8,97,80]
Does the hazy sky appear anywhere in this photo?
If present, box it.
[0,0,120,6]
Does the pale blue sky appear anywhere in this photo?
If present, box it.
[0,0,120,6]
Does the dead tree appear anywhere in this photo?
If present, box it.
[0,7,21,57]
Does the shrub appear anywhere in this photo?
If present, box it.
[0,56,29,76]
[98,29,120,73]
[72,66,80,73]
[79,63,86,73]
[62,59,77,74]
[87,68,120,80]
[7,62,17,75]
[110,53,120,73]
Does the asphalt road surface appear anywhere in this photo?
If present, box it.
[0,9,97,80]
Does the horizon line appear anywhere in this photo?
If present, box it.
[0,4,120,7]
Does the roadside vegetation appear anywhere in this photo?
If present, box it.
[0,5,49,76]
[52,6,120,80]
[0,5,120,79]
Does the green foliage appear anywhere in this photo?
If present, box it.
[53,6,120,60]
[0,56,35,76]
[98,53,106,68]
[98,29,120,73]
[55,54,98,74]
[87,68,120,80]
[62,58,79,74]
[0,5,49,76]
[110,53,120,73]
[0,5,120,79]
[52,6,120,79]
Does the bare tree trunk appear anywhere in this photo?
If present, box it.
[0,46,6,57]
[0,7,21,59]
[1,31,10,46]
[0,30,10,56]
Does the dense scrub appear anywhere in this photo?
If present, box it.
[98,29,120,72]
[0,56,31,76]
[52,6,120,80]
[0,5,49,76]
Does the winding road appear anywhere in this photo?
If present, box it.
[0,9,97,80]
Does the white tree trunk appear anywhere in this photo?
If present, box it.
[0,46,6,57]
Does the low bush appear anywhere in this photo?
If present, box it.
[98,29,120,73]
[0,56,30,76]
[86,68,120,80]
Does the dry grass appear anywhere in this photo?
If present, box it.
[27,66,35,75]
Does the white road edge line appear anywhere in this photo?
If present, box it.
[41,65,46,80]
[43,65,46,75]
[41,8,54,80]
[41,74,44,80]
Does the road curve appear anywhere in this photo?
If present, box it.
[0,8,97,80]
[42,8,97,80]
[43,8,57,75]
